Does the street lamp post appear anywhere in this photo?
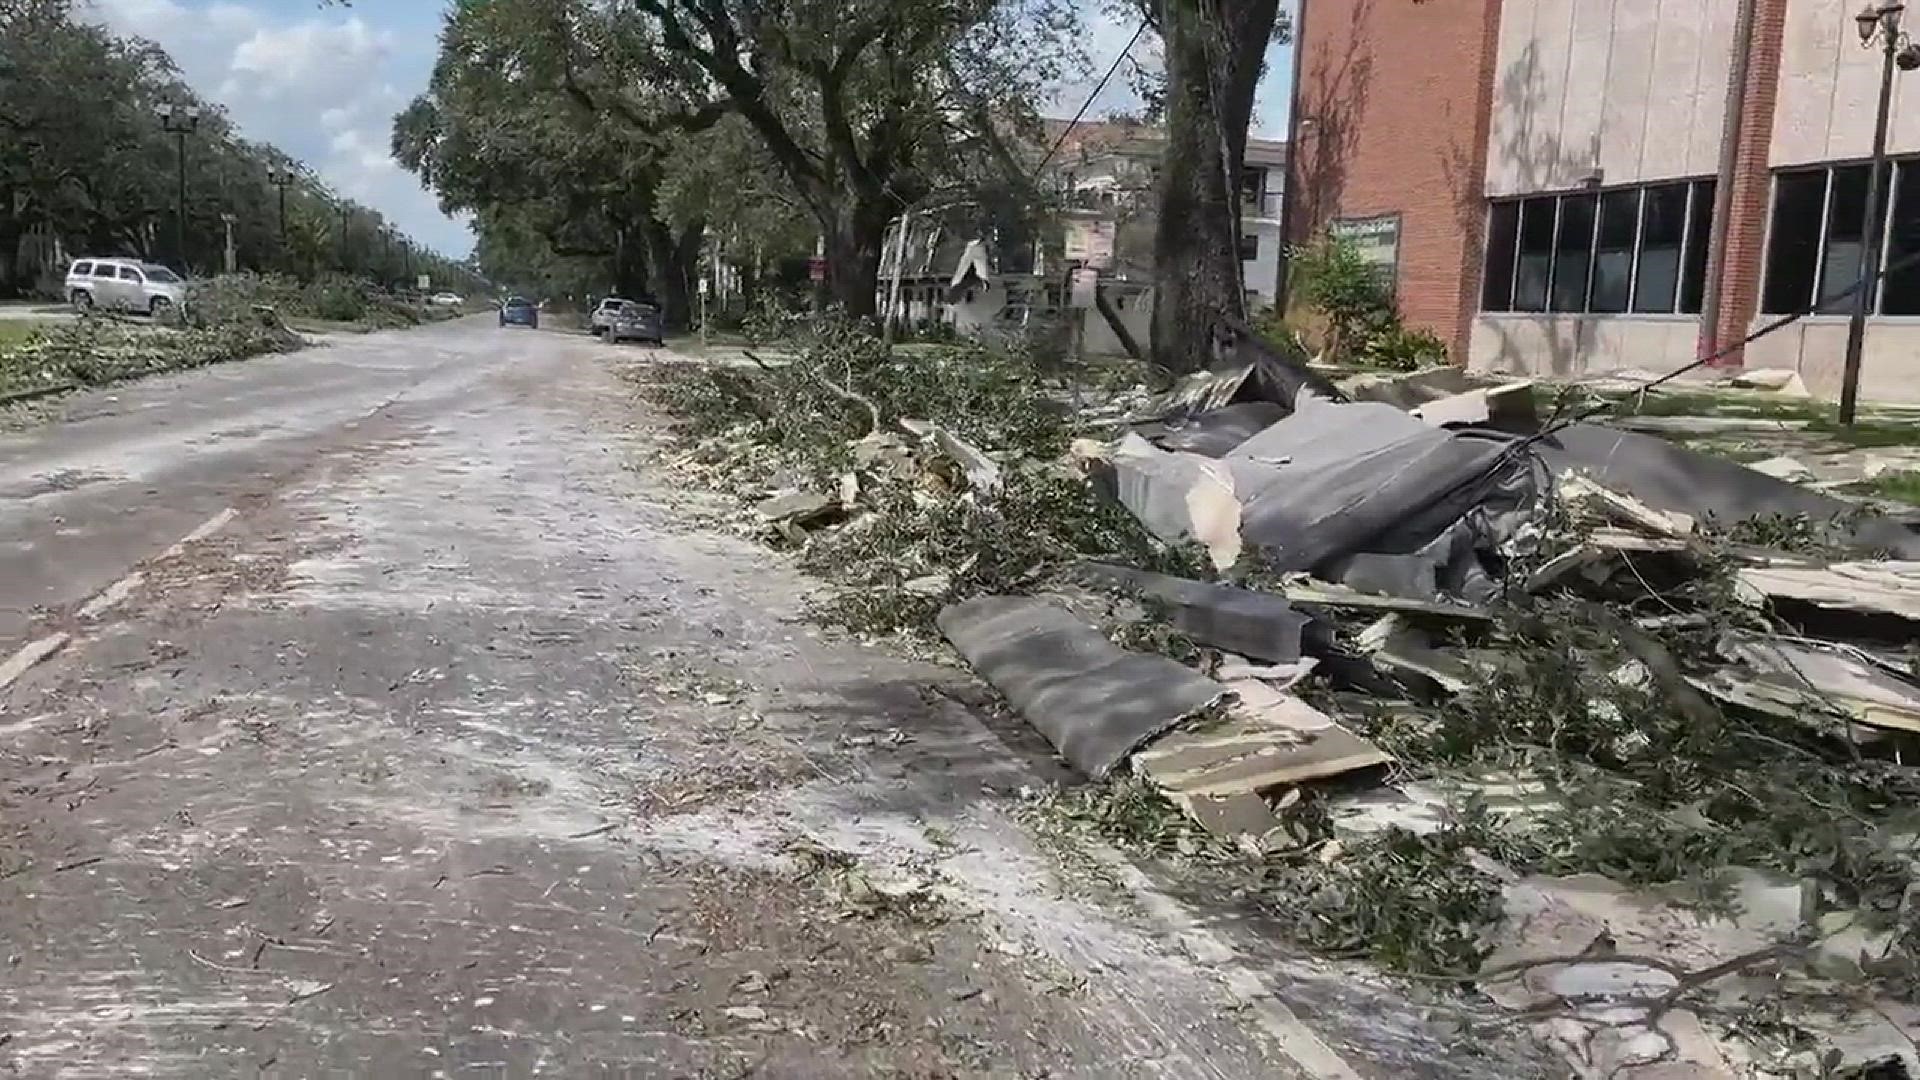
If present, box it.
[156,102,202,273]
[1841,3,1920,425]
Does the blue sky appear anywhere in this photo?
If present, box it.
[84,0,1296,260]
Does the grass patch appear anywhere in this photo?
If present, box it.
[1804,415,1920,448]
[1600,388,1827,423]
[1847,470,1920,505]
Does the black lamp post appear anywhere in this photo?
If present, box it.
[156,101,202,272]
[1841,3,1920,426]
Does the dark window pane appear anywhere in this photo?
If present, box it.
[1514,197,1556,312]
[1591,189,1639,312]
[1482,201,1519,311]
[1632,184,1688,313]
[1764,171,1826,314]
[1820,164,1891,312]
[1680,180,1715,314]
[1239,234,1259,262]
[1550,194,1596,312]
[1884,163,1920,315]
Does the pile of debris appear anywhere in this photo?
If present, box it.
[640,328,1920,1077]
[929,348,1920,1078]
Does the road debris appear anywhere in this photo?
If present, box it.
[639,318,1920,1077]
[936,596,1224,779]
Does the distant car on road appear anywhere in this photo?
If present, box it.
[588,297,634,337]
[65,257,186,317]
[499,296,539,329]
[605,302,665,347]
[427,291,464,308]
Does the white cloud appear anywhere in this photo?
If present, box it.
[81,0,472,257]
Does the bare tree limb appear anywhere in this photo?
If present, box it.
[742,348,881,436]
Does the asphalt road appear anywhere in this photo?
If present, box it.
[0,319,1551,1077]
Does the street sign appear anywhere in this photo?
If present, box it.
[806,256,827,283]
[1064,216,1116,270]
[1329,214,1402,298]
[417,274,431,290]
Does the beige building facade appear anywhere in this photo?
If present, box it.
[1298,0,1920,401]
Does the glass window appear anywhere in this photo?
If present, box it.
[70,261,92,276]
[1883,162,1920,315]
[1513,197,1555,313]
[1550,194,1596,312]
[1591,189,1639,313]
[143,266,181,283]
[1764,171,1825,314]
[93,263,118,278]
[1819,164,1891,313]
[1632,184,1688,313]
[1239,234,1260,262]
[118,266,143,281]
[1680,180,1715,315]
[1482,201,1519,312]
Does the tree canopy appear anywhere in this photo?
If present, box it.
[397,0,1080,318]
[0,0,475,298]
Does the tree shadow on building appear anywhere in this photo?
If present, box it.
[1446,38,1605,380]
[1287,0,1375,248]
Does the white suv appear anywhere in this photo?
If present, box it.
[65,258,187,317]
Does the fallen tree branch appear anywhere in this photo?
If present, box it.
[743,347,881,437]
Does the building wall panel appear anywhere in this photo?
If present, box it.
[1488,0,1740,194]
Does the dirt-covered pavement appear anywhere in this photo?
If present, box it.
[0,320,1555,1078]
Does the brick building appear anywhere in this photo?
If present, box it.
[1291,0,1920,401]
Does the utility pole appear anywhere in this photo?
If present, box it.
[156,102,201,273]
[268,167,293,238]
[1841,2,1918,425]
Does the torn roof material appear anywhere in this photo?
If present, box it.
[1736,560,1920,627]
[1072,562,1310,663]
[1222,397,1537,577]
[936,595,1225,779]
[1535,423,1920,559]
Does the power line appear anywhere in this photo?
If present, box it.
[1034,17,1152,179]
[1522,243,1920,448]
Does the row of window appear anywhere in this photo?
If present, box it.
[1481,179,1717,316]
[1762,160,1920,316]
[1478,160,1920,320]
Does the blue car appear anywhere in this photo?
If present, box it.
[499,296,539,329]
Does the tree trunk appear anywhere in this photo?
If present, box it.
[1151,0,1282,374]
[640,219,695,329]
[0,214,23,300]
[823,198,888,320]
[613,225,650,302]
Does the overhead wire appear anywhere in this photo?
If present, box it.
[1033,16,1152,180]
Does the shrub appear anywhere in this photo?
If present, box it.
[1360,324,1450,371]
[1287,235,1391,364]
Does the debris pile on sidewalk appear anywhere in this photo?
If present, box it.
[636,322,1920,1077]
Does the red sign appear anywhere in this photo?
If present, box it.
[807,256,827,282]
